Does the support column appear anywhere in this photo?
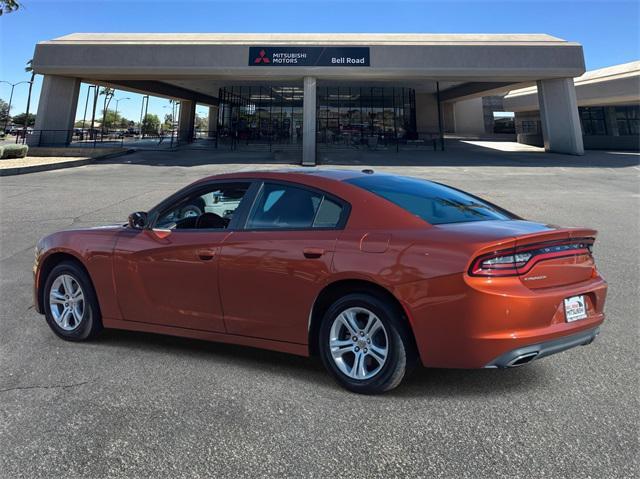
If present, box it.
[29,75,81,146]
[302,76,317,166]
[537,78,584,155]
[208,106,218,138]
[178,100,196,143]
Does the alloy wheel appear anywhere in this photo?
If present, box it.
[49,274,85,331]
[329,307,389,380]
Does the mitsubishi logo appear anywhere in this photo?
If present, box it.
[254,49,270,64]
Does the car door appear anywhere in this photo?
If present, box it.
[218,181,349,344]
[113,180,255,332]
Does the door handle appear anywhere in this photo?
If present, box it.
[303,247,325,259]
[197,248,217,261]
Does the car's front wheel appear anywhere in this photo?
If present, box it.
[43,261,103,341]
[319,293,416,394]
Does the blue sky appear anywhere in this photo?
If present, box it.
[1,0,638,123]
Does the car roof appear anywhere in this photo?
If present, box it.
[194,168,377,184]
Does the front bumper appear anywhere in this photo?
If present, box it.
[484,326,600,368]
[33,257,42,314]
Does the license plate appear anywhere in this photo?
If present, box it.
[564,295,587,322]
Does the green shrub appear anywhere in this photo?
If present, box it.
[1,144,29,159]
[0,146,3,158]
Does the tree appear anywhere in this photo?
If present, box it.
[100,87,115,99]
[0,99,9,125]
[97,109,132,130]
[119,117,131,129]
[195,114,208,131]
[99,87,115,132]
[101,109,125,129]
[0,0,21,15]
[141,114,160,135]
[163,113,174,131]
[11,112,35,127]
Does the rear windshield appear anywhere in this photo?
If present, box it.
[346,175,514,225]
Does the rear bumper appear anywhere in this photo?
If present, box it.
[484,326,600,368]
[398,274,607,368]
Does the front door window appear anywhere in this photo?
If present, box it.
[155,182,251,230]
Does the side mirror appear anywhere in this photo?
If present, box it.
[128,211,148,230]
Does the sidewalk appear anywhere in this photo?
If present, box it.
[0,148,132,176]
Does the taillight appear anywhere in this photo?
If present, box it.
[469,238,594,277]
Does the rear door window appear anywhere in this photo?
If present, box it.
[313,197,343,228]
[246,183,344,229]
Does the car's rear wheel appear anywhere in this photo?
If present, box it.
[43,261,102,341]
[319,293,416,394]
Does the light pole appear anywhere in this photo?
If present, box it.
[171,100,180,146]
[172,100,180,134]
[81,85,96,134]
[113,97,130,130]
[139,95,149,138]
[89,86,99,141]
[22,75,36,143]
[144,97,149,136]
[0,80,32,133]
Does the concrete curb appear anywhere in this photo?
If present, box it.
[0,149,135,176]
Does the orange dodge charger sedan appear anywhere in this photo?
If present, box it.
[34,170,607,393]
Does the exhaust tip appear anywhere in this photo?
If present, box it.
[507,352,539,367]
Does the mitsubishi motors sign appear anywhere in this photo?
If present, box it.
[249,46,370,67]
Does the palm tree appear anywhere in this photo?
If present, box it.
[0,0,21,15]
[99,87,115,133]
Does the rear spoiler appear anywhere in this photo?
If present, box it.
[468,227,597,277]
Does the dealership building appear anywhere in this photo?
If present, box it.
[31,33,591,164]
[505,61,639,151]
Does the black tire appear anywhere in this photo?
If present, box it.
[43,261,103,341]
[318,293,417,394]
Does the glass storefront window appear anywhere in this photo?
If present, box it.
[218,86,303,145]
[316,86,417,146]
[519,120,539,134]
[579,107,607,136]
[615,105,639,136]
[218,85,418,147]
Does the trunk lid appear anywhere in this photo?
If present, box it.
[514,227,597,289]
[426,220,598,288]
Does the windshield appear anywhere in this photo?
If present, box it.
[346,175,514,225]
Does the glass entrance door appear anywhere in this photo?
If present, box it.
[217,86,304,149]
[316,86,417,148]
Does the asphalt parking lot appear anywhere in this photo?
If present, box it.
[1,146,638,478]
